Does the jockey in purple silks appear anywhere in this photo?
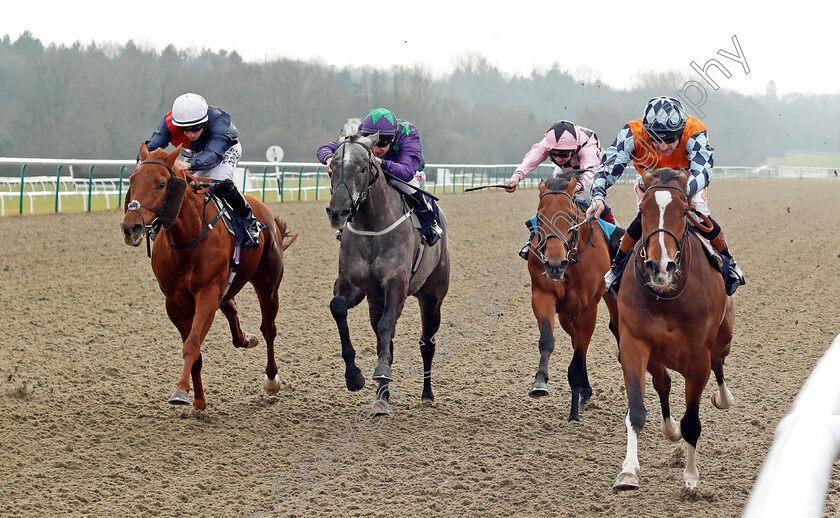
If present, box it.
[318,108,443,246]
[506,120,616,259]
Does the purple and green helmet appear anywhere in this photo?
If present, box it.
[360,108,398,136]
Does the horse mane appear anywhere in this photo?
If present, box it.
[650,168,681,184]
[544,171,577,191]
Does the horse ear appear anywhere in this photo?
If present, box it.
[167,145,182,166]
[139,142,150,161]
[641,170,655,191]
[538,179,547,193]
[337,128,346,140]
[360,132,378,146]
[678,168,690,188]
[568,174,579,192]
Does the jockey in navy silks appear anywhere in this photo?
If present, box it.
[141,93,261,247]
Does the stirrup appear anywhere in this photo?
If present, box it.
[725,261,745,295]
[424,222,442,246]
[604,267,619,288]
[245,218,262,245]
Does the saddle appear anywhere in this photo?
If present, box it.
[208,194,255,249]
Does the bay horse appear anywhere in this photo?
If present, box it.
[613,168,734,490]
[325,132,450,415]
[527,172,618,421]
[120,144,297,411]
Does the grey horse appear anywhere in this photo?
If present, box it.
[325,132,450,415]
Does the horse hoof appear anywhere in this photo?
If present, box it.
[345,372,366,391]
[529,381,549,398]
[568,413,580,423]
[372,365,393,382]
[711,391,732,409]
[613,472,640,490]
[371,398,393,416]
[168,390,190,405]
[264,374,281,394]
[244,334,259,349]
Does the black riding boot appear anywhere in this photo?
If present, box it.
[410,191,442,246]
[213,179,261,247]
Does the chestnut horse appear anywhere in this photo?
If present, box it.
[613,168,734,490]
[527,172,618,421]
[120,145,297,410]
[325,132,449,416]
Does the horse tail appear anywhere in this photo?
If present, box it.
[274,217,298,251]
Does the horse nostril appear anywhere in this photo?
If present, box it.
[645,260,657,276]
[666,262,677,276]
[339,210,351,220]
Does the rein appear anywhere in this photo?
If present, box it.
[331,137,412,237]
[633,183,692,301]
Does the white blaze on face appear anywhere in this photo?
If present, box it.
[654,190,674,269]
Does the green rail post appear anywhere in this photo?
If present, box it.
[117,165,126,209]
[54,165,63,213]
[315,169,320,200]
[297,167,304,201]
[87,165,95,212]
[433,168,437,194]
[471,167,476,189]
[18,164,26,214]
[279,167,285,202]
[261,167,268,203]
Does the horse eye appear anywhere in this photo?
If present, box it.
[158,181,166,190]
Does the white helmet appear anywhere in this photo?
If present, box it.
[171,93,208,127]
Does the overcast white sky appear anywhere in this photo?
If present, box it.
[4,0,837,97]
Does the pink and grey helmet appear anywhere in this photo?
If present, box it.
[360,108,398,136]
[545,121,579,158]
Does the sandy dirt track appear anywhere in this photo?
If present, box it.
[1,178,839,517]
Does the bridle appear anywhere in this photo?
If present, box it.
[634,183,692,301]
[124,160,179,234]
[329,138,380,221]
[125,159,220,256]
[532,189,594,269]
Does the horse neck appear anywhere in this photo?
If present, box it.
[351,174,404,230]
[163,189,215,247]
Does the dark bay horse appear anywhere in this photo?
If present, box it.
[527,172,618,421]
[613,168,734,490]
[325,132,450,415]
[120,144,297,411]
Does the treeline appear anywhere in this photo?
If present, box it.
[1,32,837,166]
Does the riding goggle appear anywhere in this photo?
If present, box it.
[362,133,394,148]
[647,129,683,144]
[549,149,574,158]
[179,123,206,133]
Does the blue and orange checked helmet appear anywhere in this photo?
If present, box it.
[642,96,687,133]
[360,108,398,136]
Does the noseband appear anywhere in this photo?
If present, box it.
[533,190,590,268]
[330,139,380,221]
[634,183,692,300]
